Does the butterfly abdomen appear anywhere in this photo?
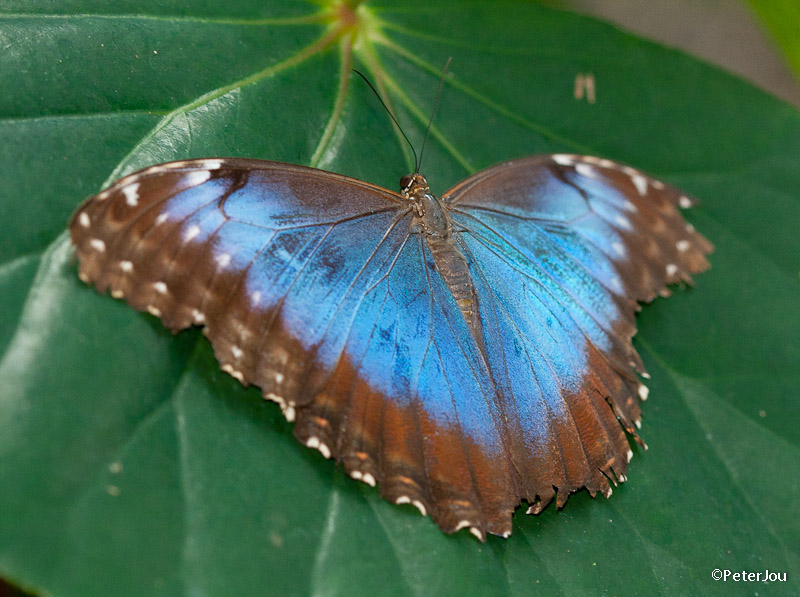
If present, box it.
[413,188,486,347]
[425,225,484,348]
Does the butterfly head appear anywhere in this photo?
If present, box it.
[400,173,431,215]
[400,173,429,196]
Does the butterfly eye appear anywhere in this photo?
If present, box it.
[399,174,413,190]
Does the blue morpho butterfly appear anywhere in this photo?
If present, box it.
[69,76,712,541]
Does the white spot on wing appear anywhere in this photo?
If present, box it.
[676,240,690,252]
[652,180,665,190]
[231,346,243,359]
[184,225,201,242]
[666,263,678,277]
[204,159,223,170]
[412,500,427,516]
[78,212,91,227]
[251,290,261,304]
[274,372,284,384]
[89,239,106,252]
[638,384,649,400]
[470,527,483,540]
[362,473,376,487]
[185,170,211,186]
[552,154,575,166]
[526,503,543,515]
[265,393,285,408]
[191,309,205,324]
[614,215,632,231]
[626,449,634,462]
[122,182,140,206]
[120,260,133,272]
[679,195,692,209]
[612,241,625,256]
[575,163,598,178]
[154,281,167,294]
[155,214,168,226]
[631,174,648,195]
[454,520,471,532]
[215,253,231,268]
[111,289,124,299]
[147,305,161,317]
[222,364,244,382]
[284,405,295,422]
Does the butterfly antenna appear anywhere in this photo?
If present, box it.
[352,68,418,171]
[416,57,452,174]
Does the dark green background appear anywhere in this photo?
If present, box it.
[1,1,798,595]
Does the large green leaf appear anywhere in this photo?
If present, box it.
[2,1,799,594]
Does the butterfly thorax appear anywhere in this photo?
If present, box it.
[401,172,484,348]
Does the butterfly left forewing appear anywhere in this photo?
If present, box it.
[70,158,402,328]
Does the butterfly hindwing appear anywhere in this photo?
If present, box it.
[458,231,633,507]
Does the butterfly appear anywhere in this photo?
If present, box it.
[69,153,711,540]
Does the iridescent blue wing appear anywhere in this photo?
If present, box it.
[444,154,712,511]
[69,159,518,539]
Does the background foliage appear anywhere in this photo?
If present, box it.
[747,0,800,80]
[1,0,799,595]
